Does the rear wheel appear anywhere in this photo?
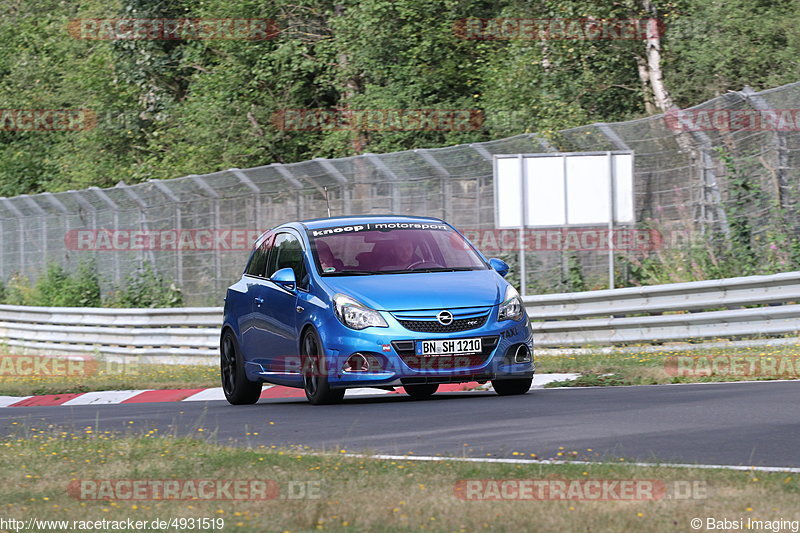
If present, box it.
[220,330,262,405]
[302,330,345,405]
[404,384,439,399]
[492,377,533,396]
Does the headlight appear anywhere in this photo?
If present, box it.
[498,285,524,322]
[333,294,389,330]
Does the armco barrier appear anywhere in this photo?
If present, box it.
[1,271,798,355]
[0,306,221,357]
[524,271,800,346]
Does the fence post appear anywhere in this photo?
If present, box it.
[270,163,306,220]
[415,149,451,220]
[1,198,26,277]
[739,86,791,224]
[363,154,400,214]
[149,179,183,288]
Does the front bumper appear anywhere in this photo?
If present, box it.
[320,307,534,389]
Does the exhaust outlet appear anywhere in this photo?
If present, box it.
[513,344,531,364]
[343,352,370,372]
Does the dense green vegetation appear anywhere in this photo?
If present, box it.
[1,0,798,196]
[0,260,182,307]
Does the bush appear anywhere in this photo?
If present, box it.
[30,261,102,307]
[0,260,185,308]
[105,262,183,308]
[3,273,36,305]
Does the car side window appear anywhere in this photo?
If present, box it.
[245,234,273,278]
[270,233,309,289]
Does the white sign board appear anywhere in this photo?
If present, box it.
[494,152,634,228]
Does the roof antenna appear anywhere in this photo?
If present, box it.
[323,186,331,218]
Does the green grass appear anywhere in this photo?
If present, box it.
[537,342,800,388]
[3,342,800,397]
[1,430,797,532]
[0,355,218,396]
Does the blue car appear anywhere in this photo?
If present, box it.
[220,215,534,405]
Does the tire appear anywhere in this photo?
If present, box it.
[220,330,262,405]
[404,384,439,399]
[301,329,345,405]
[492,377,533,396]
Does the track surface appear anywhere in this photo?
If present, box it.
[1,381,797,468]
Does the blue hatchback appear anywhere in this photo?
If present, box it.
[221,215,534,405]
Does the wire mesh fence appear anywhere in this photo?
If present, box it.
[2,82,799,305]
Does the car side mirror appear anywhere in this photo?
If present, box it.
[271,267,297,291]
[488,258,510,278]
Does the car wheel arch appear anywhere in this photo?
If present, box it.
[298,324,320,354]
[220,325,236,345]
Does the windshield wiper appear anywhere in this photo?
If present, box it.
[322,270,379,276]
[323,267,483,276]
[361,267,483,275]
[414,267,481,272]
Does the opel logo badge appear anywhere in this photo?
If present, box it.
[437,310,454,325]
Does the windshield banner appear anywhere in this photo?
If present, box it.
[309,222,449,237]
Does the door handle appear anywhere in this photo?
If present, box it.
[254,297,264,306]
[296,306,304,313]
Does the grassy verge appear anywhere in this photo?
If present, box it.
[3,342,800,397]
[1,431,797,532]
[0,358,218,397]
[537,343,800,387]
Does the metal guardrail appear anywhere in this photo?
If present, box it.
[0,305,221,357]
[1,271,798,356]
[524,271,800,346]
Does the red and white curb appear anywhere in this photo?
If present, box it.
[0,373,578,408]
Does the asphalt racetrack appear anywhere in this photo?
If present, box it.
[1,381,797,469]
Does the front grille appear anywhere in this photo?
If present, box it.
[398,314,488,333]
[391,336,499,371]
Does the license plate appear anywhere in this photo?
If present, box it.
[415,338,482,356]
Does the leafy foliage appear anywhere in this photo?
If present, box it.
[105,262,184,308]
[0,261,101,307]
[0,260,181,308]
[0,0,798,194]
[32,261,103,307]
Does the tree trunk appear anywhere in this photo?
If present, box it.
[640,0,674,112]
[334,4,367,154]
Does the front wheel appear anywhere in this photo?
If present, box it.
[221,330,262,405]
[492,377,533,396]
[301,330,345,405]
[404,384,439,399]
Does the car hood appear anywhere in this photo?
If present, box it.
[318,269,504,311]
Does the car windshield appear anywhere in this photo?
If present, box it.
[307,222,488,275]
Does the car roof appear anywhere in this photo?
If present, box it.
[298,214,446,230]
